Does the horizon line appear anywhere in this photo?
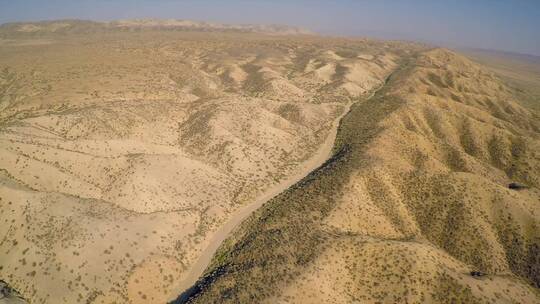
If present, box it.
[1,17,539,58]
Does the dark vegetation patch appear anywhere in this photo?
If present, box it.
[426,87,438,96]
[459,118,480,157]
[450,92,462,103]
[400,174,496,273]
[332,63,348,83]
[334,49,358,59]
[488,133,538,187]
[241,63,266,96]
[494,205,540,288]
[488,134,509,170]
[484,98,507,120]
[402,114,418,132]
[433,273,488,304]
[427,72,448,88]
[424,109,444,139]
[364,176,409,234]
[444,71,455,89]
[291,48,316,73]
[277,103,302,124]
[444,144,468,172]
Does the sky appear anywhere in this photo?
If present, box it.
[1,0,539,56]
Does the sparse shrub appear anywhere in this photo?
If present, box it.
[427,72,447,88]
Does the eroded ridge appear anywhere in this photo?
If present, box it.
[176,49,540,304]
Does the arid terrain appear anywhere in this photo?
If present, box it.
[461,48,540,113]
[173,48,540,303]
[0,20,423,303]
[0,19,539,304]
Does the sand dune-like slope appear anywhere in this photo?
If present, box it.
[0,25,417,303]
[177,49,540,304]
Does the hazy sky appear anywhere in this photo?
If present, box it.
[1,0,539,56]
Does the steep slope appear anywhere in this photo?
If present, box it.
[175,49,540,304]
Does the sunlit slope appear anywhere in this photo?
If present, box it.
[0,29,418,303]
[177,49,540,304]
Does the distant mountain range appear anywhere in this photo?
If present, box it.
[0,19,314,36]
[458,47,540,64]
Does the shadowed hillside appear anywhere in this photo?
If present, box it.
[175,48,540,304]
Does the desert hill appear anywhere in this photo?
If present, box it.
[1,19,538,304]
[175,48,540,304]
[0,24,420,303]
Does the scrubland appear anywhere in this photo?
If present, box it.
[0,20,412,303]
[176,49,540,304]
